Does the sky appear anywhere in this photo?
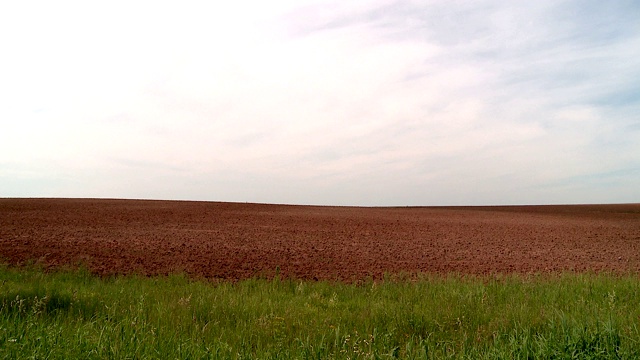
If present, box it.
[1,0,639,206]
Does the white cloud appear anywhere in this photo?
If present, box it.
[1,0,639,205]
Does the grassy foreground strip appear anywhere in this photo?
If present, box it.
[1,266,640,359]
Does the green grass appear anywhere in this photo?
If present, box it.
[1,265,640,359]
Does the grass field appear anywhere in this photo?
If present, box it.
[1,265,640,359]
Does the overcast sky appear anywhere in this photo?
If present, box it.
[1,0,639,206]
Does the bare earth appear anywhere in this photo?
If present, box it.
[1,199,639,280]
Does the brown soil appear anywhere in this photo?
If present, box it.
[1,199,639,280]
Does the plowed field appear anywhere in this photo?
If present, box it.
[1,199,639,280]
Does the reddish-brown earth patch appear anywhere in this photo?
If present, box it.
[1,199,639,280]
